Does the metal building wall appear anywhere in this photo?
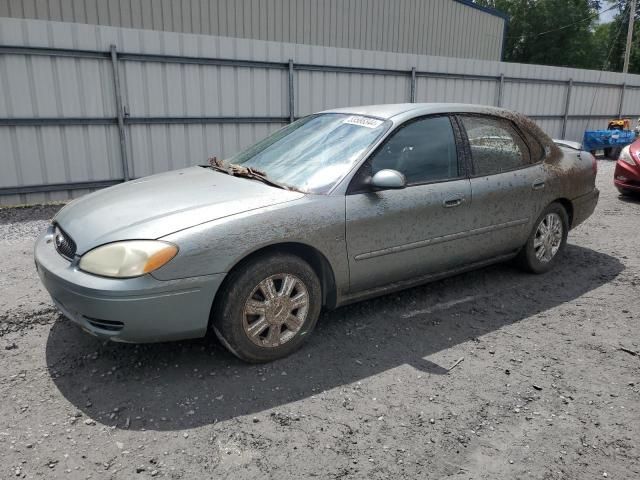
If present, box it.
[0,0,506,61]
[2,17,640,205]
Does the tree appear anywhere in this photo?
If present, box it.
[474,0,605,69]
[599,1,640,73]
[591,21,615,70]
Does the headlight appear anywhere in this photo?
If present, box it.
[79,241,178,278]
[619,145,636,166]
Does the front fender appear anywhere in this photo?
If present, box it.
[153,196,349,294]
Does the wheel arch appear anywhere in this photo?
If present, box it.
[211,242,338,322]
[552,198,574,228]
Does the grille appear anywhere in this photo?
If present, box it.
[53,224,77,260]
[85,317,125,332]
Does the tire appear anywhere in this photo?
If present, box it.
[516,203,569,274]
[608,147,622,160]
[211,252,322,363]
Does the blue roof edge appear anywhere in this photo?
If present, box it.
[452,0,510,21]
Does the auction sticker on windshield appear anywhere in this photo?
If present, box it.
[344,116,384,129]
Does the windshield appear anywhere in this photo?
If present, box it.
[226,113,390,193]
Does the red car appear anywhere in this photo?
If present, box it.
[615,140,640,195]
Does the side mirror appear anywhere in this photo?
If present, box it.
[370,169,406,190]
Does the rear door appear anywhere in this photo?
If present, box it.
[345,115,475,293]
[457,114,547,260]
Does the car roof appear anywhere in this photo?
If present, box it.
[321,103,512,121]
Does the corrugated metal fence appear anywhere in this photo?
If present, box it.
[0,0,505,61]
[2,17,640,205]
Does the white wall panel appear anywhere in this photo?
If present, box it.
[2,17,640,205]
[570,85,622,116]
[621,88,640,117]
[416,77,497,105]
[126,122,285,179]
[503,82,567,116]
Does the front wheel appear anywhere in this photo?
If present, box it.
[211,252,322,363]
[516,203,569,274]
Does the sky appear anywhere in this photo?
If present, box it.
[599,7,617,23]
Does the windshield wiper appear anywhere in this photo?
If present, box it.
[206,156,292,191]
[206,156,231,175]
[228,164,291,190]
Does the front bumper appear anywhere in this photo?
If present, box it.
[34,226,225,343]
[614,160,640,192]
[571,188,599,229]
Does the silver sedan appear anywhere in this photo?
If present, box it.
[35,103,599,362]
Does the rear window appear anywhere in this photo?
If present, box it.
[459,115,531,176]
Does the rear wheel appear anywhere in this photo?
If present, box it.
[516,203,569,274]
[212,253,321,363]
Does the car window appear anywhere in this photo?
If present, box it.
[460,115,531,175]
[368,116,459,185]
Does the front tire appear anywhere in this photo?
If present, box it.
[212,252,322,363]
[516,203,569,274]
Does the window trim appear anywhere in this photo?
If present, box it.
[514,123,547,164]
[346,114,467,195]
[456,113,543,178]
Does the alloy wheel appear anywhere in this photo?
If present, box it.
[534,212,563,263]
[242,273,309,347]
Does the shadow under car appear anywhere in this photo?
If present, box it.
[44,244,622,431]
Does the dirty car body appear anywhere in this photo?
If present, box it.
[35,103,599,361]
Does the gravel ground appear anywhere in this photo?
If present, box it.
[1,160,639,479]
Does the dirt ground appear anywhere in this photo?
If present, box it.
[0,159,639,479]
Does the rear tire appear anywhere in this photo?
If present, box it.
[211,252,322,363]
[516,203,569,274]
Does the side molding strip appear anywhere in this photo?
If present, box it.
[354,218,529,261]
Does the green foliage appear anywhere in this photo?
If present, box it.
[473,0,638,71]
[600,1,640,73]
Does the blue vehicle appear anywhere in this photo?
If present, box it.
[583,120,637,159]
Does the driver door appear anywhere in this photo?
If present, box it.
[345,115,475,293]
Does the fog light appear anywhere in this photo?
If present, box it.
[616,175,628,181]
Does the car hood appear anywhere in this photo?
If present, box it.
[54,166,305,254]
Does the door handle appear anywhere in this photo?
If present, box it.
[532,179,545,190]
[443,196,464,208]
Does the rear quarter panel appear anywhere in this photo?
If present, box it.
[542,145,597,226]
[512,113,596,204]
[544,145,596,196]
